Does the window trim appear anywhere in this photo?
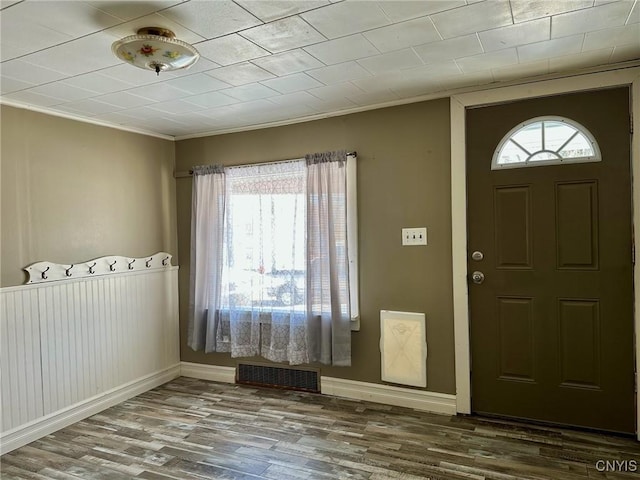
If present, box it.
[491,116,602,170]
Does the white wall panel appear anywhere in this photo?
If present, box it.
[0,267,179,450]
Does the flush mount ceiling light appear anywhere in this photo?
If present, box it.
[111,27,199,75]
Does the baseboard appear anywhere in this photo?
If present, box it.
[0,364,181,455]
[180,362,237,384]
[320,376,457,415]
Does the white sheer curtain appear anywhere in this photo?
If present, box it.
[306,150,352,366]
[188,154,353,366]
[220,160,309,364]
[187,165,228,353]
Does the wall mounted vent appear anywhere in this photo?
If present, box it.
[237,364,319,393]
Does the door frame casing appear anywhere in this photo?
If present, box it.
[450,67,640,439]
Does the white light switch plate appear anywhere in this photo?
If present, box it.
[402,227,427,246]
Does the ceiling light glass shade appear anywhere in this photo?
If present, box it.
[111,27,199,75]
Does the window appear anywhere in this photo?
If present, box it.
[221,160,307,311]
[188,151,358,366]
[492,116,601,170]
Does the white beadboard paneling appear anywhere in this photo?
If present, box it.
[0,289,43,431]
[0,267,180,453]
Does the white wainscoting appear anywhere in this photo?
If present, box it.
[0,267,180,454]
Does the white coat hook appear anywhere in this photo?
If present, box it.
[65,264,74,277]
[88,262,97,274]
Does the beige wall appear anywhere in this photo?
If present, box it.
[1,105,178,287]
[176,98,455,394]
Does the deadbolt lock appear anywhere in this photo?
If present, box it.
[471,251,484,261]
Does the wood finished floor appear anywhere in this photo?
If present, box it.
[1,377,639,480]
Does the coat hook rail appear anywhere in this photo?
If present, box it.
[24,252,173,284]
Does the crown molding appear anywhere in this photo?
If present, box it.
[0,98,175,141]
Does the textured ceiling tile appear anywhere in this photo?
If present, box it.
[4,1,121,38]
[510,0,593,23]
[3,89,65,107]
[260,73,324,94]
[221,83,280,101]
[252,49,324,76]
[165,73,232,94]
[357,49,424,75]
[306,61,372,85]
[0,41,33,62]
[53,98,124,115]
[479,18,550,52]
[548,47,614,72]
[93,91,155,109]
[303,34,379,65]
[159,1,262,39]
[240,16,326,53]
[351,71,403,94]
[180,91,239,108]
[376,0,465,22]
[88,1,184,21]
[552,1,634,38]
[304,96,357,113]
[401,61,463,80]
[455,48,519,73]
[301,1,390,39]
[0,76,35,94]
[363,17,441,53]
[61,72,137,95]
[307,82,364,101]
[413,34,483,64]
[583,24,640,51]
[1,59,68,84]
[236,0,329,22]
[205,62,275,86]
[125,83,193,102]
[0,12,73,60]
[21,32,120,76]
[28,82,97,102]
[347,88,399,106]
[196,34,270,66]
[430,0,513,39]
[267,91,322,107]
[147,98,207,114]
[492,59,549,81]
[518,35,584,63]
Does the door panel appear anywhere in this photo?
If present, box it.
[466,87,634,434]
[494,186,532,268]
[555,181,599,269]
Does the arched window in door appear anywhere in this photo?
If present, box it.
[492,116,601,170]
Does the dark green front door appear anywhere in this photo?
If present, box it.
[466,87,634,434]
